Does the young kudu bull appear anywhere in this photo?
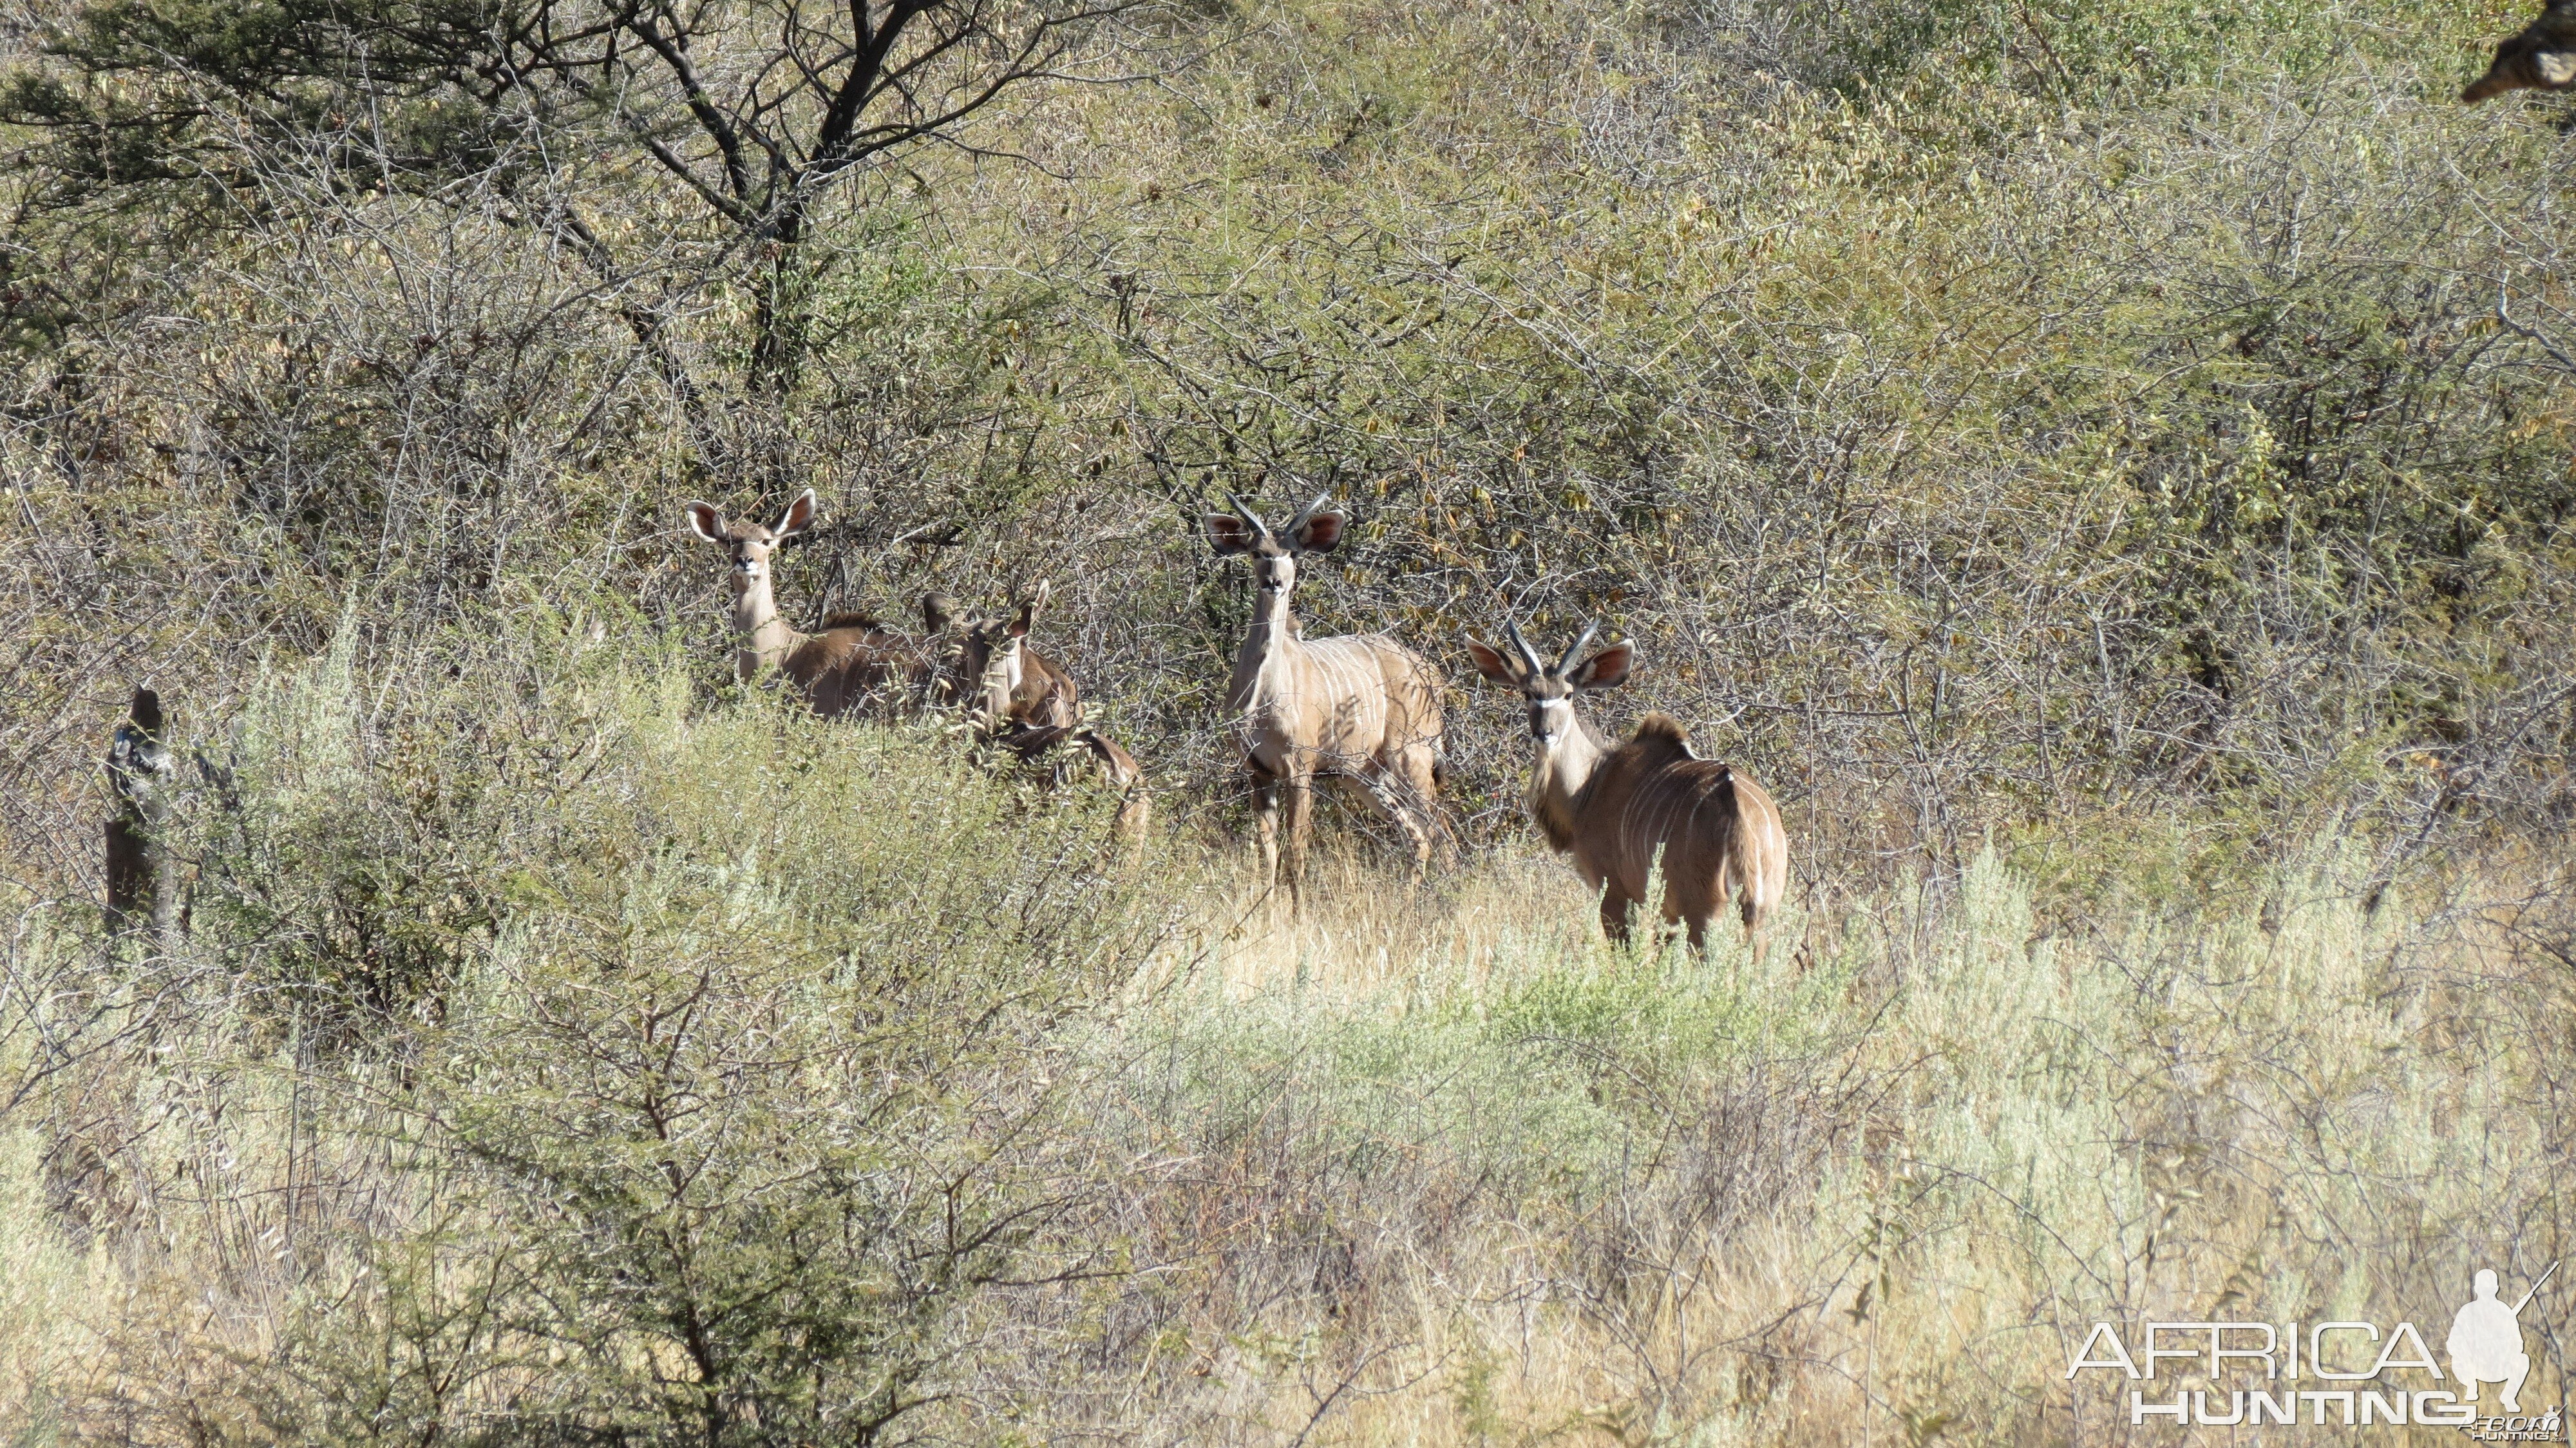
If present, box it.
[682,490,933,717]
[1467,624,1789,958]
[1206,494,1446,907]
[948,585,1151,844]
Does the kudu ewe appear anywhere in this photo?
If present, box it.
[945,583,1151,843]
[1467,624,1788,958]
[682,490,934,717]
[2465,0,2576,101]
[923,585,1081,729]
[1206,494,1446,906]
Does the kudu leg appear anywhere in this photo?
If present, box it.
[1653,884,1705,953]
[1278,776,1314,912]
[1598,886,1637,945]
[1348,770,1434,878]
[1248,766,1282,892]
[1675,877,1718,954]
[1392,749,1456,869]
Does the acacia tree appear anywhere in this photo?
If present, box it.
[5,0,1163,392]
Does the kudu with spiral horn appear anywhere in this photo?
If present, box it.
[1204,491,1448,908]
[1465,621,1789,958]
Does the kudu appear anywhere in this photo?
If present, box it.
[2465,1,2576,102]
[682,490,933,717]
[945,584,1151,843]
[1206,493,1446,906]
[1466,624,1788,958]
[923,584,1081,729]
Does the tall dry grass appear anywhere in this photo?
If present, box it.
[3,634,2565,1443]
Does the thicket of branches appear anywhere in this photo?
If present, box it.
[6,0,2576,1440]
[8,0,2573,908]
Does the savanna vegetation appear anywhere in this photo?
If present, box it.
[4,0,2575,1437]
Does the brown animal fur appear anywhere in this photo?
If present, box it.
[989,720,1151,844]
[2465,0,2576,101]
[951,584,1150,848]
[1468,627,1789,957]
[681,491,938,718]
[934,587,1081,730]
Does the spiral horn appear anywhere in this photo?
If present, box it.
[1556,622,1600,677]
[1503,618,1546,678]
[1226,492,1273,538]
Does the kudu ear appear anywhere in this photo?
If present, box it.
[1007,586,1046,638]
[1290,508,1347,555]
[682,500,727,544]
[772,488,819,539]
[921,592,958,633]
[1570,642,1635,691]
[1463,636,1522,686]
[1205,513,1258,555]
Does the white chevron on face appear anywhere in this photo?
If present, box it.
[1213,500,1448,908]
[1468,625,1788,959]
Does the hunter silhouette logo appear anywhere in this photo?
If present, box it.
[2065,1261,2564,1432]
[2454,1264,2557,1415]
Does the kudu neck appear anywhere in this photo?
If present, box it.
[1528,711,1609,847]
[729,575,801,680]
[1229,584,1302,709]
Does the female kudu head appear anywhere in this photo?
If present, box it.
[681,488,817,600]
[943,582,1051,725]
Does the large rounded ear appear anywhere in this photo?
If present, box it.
[1291,508,1345,554]
[921,592,958,632]
[1463,636,1522,686]
[1205,513,1258,555]
[772,488,819,538]
[683,500,727,543]
[1008,582,1048,638]
[1570,642,1635,691]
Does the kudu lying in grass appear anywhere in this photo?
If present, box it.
[942,584,1150,844]
[682,490,935,718]
[1467,623,1788,958]
[1206,493,1446,908]
[2465,0,2576,100]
